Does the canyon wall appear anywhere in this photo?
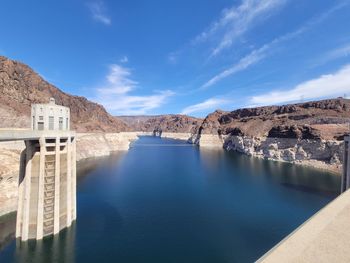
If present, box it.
[162,132,344,173]
[118,115,202,133]
[188,99,350,174]
[0,132,139,217]
[161,132,193,141]
[76,132,138,161]
[224,135,343,173]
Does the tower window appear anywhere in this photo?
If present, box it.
[59,117,63,130]
[49,116,54,130]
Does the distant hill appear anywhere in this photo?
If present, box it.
[0,56,129,132]
[118,115,202,133]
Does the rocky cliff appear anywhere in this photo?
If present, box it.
[0,56,129,132]
[197,99,350,139]
[191,98,350,173]
[118,114,202,133]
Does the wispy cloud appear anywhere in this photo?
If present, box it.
[313,43,350,66]
[194,0,287,57]
[92,64,174,115]
[181,98,230,115]
[168,51,180,64]
[87,1,111,25]
[120,56,129,63]
[249,64,350,106]
[202,44,269,89]
[202,1,348,89]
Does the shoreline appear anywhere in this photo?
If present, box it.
[160,132,343,175]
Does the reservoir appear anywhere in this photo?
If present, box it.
[0,136,340,262]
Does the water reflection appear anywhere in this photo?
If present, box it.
[199,148,340,195]
[0,213,16,252]
[13,223,76,263]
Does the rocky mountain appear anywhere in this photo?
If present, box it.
[118,115,202,133]
[197,98,350,141]
[0,56,129,132]
[191,98,350,173]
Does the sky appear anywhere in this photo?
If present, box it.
[1,0,350,117]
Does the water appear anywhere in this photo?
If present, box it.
[0,136,340,262]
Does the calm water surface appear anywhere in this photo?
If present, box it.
[0,136,340,262]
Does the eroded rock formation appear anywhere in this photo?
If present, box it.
[119,114,202,134]
[189,98,350,173]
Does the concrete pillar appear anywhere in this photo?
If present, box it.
[346,137,350,190]
[66,136,72,226]
[21,141,33,241]
[72,137,77,220]
[36,137,46,239]
[342,137,350,193]
[16,143,29,238]
[54,137,61,234]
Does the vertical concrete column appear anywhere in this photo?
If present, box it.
[21,141,33,241]
[342,138,350,193]
[66,136,72,227]
[36,137,46,239]
[72,137,77,220]
[54,137,61,234]
[16,141,30,238]
[340,137,349,193]
[346,138,350,190]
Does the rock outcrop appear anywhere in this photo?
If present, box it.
[0,56,129,132]
[267,125,321,140]
[193,98,350,140]
[191,98,350,173]
[119,114,202,134]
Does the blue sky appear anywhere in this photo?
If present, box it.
[1,0,350,117]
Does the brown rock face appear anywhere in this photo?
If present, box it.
[196,99,350,140]
[118,115,202,133]
[267,125,321,140]
[0,56,129,132]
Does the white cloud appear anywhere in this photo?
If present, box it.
[201,2,348,89]
[194,0,287,57]
[101,90,175,115]
[120,56,128,63]
[88,1,111,25]
[249,64,350,106]
[181,98,230,115]
[97,64,137,95]
[92,64,174,115]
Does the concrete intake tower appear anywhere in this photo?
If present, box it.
[12,98,77,241]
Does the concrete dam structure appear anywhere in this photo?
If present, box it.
[341,136,350,193]
[0,98,76,241]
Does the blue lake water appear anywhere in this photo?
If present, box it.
[0,136,340,262]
